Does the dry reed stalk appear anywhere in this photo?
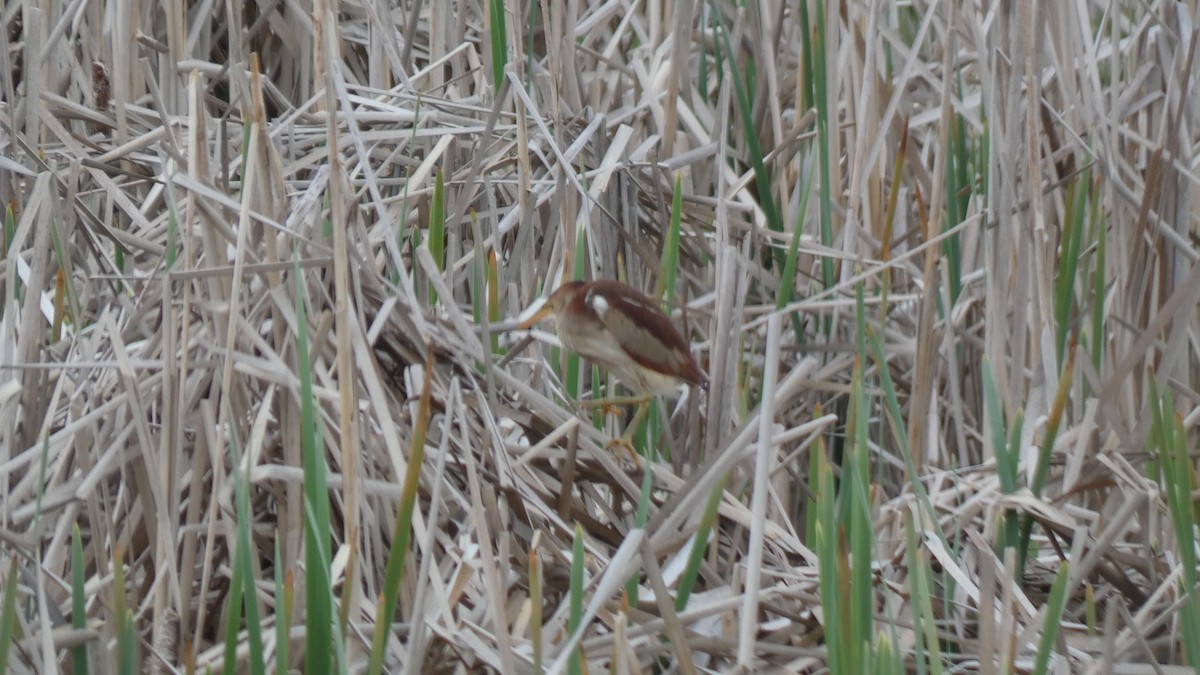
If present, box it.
[0,0,1199,672]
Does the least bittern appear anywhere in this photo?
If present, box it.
[518,279,706,451]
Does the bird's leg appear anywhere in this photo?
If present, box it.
[578,394,647,418]
[605,397,653,466]
[575,392,655,465]
[572,393,631,423]
[580,395,651,408]
[620,398,652,443]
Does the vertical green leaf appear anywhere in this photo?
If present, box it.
[488,0,508,89]
[296,258,333,675]
[568,524,586,675]
[71,524,89,675]
[428,168,446,305]
[0,558,18,674]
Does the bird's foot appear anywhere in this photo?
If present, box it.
[599,402,625,418]
[605,437,642,468]
[573,399,627,420]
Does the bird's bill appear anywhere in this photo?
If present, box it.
[516,304,554,330]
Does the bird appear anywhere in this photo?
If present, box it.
[518,279,706,450]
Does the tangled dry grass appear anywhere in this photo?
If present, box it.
[3,0,1200,673]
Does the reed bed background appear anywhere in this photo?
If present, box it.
[2,0,1199,672]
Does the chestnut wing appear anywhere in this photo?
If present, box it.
[586,281,706,388]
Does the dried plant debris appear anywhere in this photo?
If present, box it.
[0,1,1198,673]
